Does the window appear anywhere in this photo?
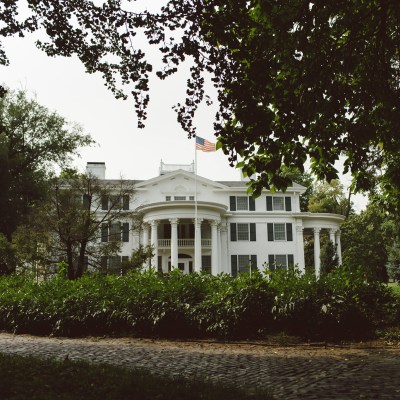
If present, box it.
[237,196,249,210]
[122,195,130,210]
[174,196,186,201]
[237,223,249,240]
[266,196,292,211]
[274,223,286,240]
[267,223,293,242]
[102,222,128,242]
[189,196,195,201]
[231,254,258,277]
[101,195,130,210]
[166,196,171,201]
[230,223,256,241]
[273,197,284,211]
[109,222,121,241]
[229,196,256,211]
[268,254,294,270]
[202,255,211,274]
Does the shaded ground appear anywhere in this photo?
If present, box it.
[0,333,399,399]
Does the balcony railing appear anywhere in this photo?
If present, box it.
[158,239,212,248]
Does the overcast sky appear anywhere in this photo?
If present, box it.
[0,8,368,211]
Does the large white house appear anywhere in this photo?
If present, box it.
[87,161,345,276]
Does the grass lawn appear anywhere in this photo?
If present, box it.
[0,353,274,400]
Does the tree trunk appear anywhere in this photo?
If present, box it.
[66,243,75,280]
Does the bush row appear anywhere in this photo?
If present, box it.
[0,267,398,340]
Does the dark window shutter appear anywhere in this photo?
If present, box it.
[231,255,238,277]
[268,255,275,270]
[285,196,292,211]
[101,256,108,271]
[250,255,258,271]
[101,224,108,242]
[267,223,274,241]
[249,197,256,211]
[82,194,90,209]
[266,196,273,211]
[101,196,108,210]
[250,223,256,241]
[230,223,237,241]
[286,223,293,241]
[288,254,294,266]
[122,223,129,242]
[230,196,236,211]
[157,256,162,272]
[123,195,130,210]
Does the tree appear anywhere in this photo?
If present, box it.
[31,171,141,280]
[2,1,400,202]
[282,168,314,212]
[0,90,93,241]
[308,180,352,216]
[340,203,389,282]
[320,240,339,276]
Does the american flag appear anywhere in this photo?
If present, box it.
[195,136,216,152]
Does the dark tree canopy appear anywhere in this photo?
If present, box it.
[2,0,400,199]
[0,90,92,240]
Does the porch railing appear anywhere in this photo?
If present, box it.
[158,239,212,248]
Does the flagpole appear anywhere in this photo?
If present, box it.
[194,136,198,272]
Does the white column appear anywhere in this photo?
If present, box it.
[142,223,149,247]
[170,218,179,269]
[313,227,321,277]
[150,220,158,269]
[142,223,150,269]
[194,218,203,272]
[220,219,228,274]
[329,228,336,245]
[210,220,219,275]
[296,226,305,273]
[336,230,342,265]
[217,224,222,272]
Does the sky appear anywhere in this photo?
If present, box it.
[0,7,368,211]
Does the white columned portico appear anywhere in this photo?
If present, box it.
[194,218,203,272]
[210,220,219,275]
[336,230,342,265]
[170,218,179,269]
[295,226,305,272]
[150,220,159,268]
[313,227,321,277]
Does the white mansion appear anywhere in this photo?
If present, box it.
[88,161,344,276]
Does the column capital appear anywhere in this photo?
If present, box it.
[329,228,337,235]
[150,219,159,227]
[193,218,203,225]
[169,218,179,225]
[209,219,221,227]
[335,229,341,237]
[296,226,304,233]
[313,227,322,235]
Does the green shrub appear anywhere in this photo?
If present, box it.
[0,267,397,340]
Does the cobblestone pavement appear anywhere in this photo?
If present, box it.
[0,333,399,399]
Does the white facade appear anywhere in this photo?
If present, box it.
[89,162,345,275]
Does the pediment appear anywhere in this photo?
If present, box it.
[134,169,229,190]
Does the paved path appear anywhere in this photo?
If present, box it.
[0,333,399,399]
